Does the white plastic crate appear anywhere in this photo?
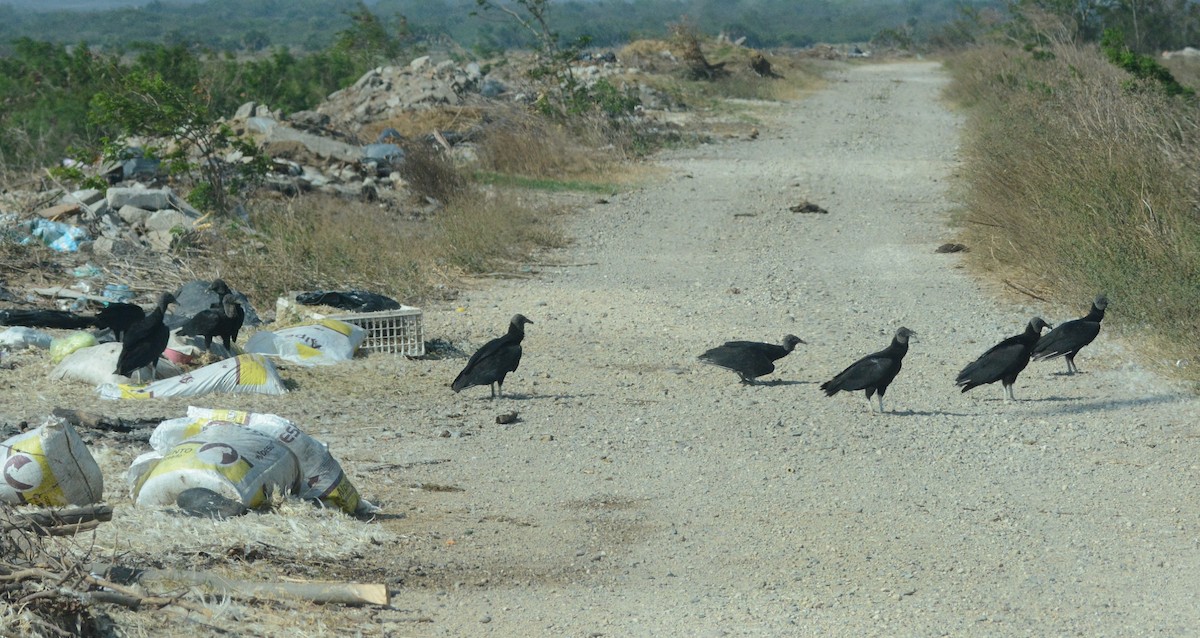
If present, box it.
[330,306,424,356]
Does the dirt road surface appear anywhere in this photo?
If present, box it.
[394,60,1200,637]
[6,61,1200,637]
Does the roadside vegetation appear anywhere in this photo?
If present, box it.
[942,5,1200,379]
[0,0,823,320]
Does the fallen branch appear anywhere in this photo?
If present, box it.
[1003,279,1049,302]
[0,504,113,531]
[98,566,390,607]
[51,407,161,437]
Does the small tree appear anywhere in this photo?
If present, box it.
[473,0,637,119]
[333,1,410,69]
[89,70,269,215]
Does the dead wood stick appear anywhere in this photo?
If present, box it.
[32,286,112,303]
[37,519,102,536]
[131,568,390,606]
[0,504,113,532]
[51,408,161,434]
[432,129,452,150]
[1003,279,1049,302]
[83,570,213,617]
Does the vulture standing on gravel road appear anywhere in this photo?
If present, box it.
[452,314,532,399]
[820,327,915,413]
[1032,294,1108,374]
[955,317,1052,401]
[698,334,805,384]
[115,292,176,381]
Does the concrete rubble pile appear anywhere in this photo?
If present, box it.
[1,185,205,257]
[0,52,670,260]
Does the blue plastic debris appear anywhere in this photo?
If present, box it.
[24,219,89,252]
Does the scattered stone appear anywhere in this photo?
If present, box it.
[117,205,151,226]
[144,209,194,233]
[496,411,519,425]
[789,200,828,214]
[36,203,81,220]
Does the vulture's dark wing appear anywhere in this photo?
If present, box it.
[1032,319,1101,360]
[822,353,897,394]
[955,336,1027,389]
[452,337,522,391]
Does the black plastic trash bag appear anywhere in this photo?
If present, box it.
[294,290,400,313]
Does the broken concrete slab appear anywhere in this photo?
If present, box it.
[117,205,151,226]
[37,203,82,220]
[107,187,173,211]
[145,209,193,233]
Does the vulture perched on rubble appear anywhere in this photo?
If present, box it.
[92,302,146,341]
[955,317,1052,401]
[207,278,232,304]
[821,327,915,413]
[1032,294,1108,374]
[698,334,805,384]
[115,292,176,381]
[179,296,245,353]
[452,314,532,399]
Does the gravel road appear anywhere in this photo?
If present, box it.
[393,60,1200,637]
[5,60,1200,637]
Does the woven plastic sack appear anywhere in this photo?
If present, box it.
[148,408,376,515]
[128,424,300,509]
[98,353,286,399]
[50,342,183,387]
[244,318,364,366]
[0,419,103,506]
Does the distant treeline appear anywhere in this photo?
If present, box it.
[0,0,990,54]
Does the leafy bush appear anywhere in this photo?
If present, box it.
[89,70,270,215]
[1100,28,1195,97]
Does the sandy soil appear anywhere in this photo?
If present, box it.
[5,60,1200,637]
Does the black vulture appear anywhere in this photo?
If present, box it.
[1032,294,1108,374]
[955,317,1052,401]
[178,296,245,353]
[820,327,915,413]
[115,292,176,381]
[451,314,532,399]
[92,302,146,341]
[0,308,95,330]
[698,334,805,384]
[208,278,232,303]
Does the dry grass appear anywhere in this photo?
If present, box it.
[432,188,568,274]
[208,183,567,308]
[945,42,1200,380]
[211,193,437,306]
[360,107,487,144]
[475,105,623,179]
[397,142,468,203]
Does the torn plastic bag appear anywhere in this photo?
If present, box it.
[294,290,400,313]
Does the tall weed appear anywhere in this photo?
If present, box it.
[945,43,1200,375]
